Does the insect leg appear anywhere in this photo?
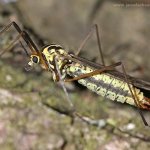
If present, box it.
[0,31,25,56]
[120,62,149,126]
[76,24,105,65]
[54,56,108,127]
[53,58,150,138]
[0,22,39,55]
[54,56,74,108]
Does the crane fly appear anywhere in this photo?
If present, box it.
[0,22,150,127]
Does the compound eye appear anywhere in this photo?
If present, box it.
[32,56,39,63]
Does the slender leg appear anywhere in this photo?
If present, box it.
[0,31,25,56]
[78,24,149,126]
[76,24,105,66]
[0,22,39,55]
[55,55,149,126]
[64,56,149,126]
[51,58,150,138]
[54,56,108,127]
[54,56,74,108]
[77,24,149,126]
[119,62,149,126]
[19,41,30,57]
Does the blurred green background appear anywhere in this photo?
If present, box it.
[0,0,150,150]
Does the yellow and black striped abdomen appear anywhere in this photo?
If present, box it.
[66,63,145,107]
